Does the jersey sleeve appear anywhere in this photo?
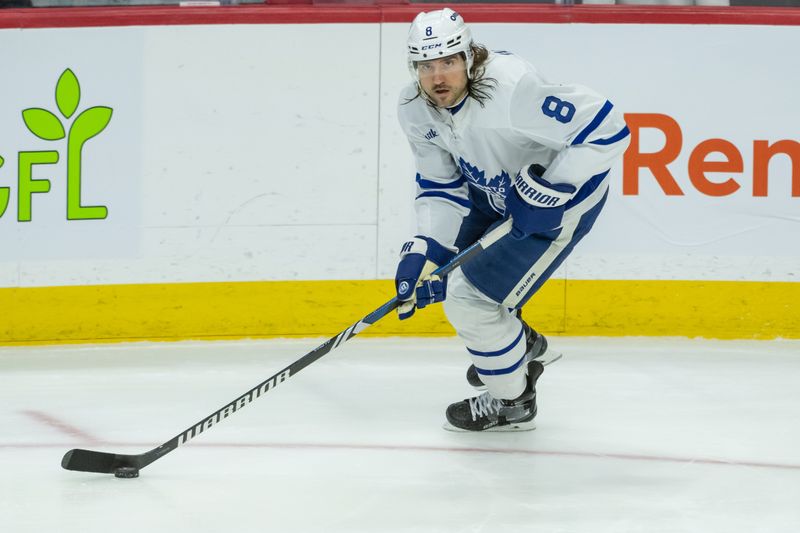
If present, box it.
[509,72,630,186]
[398,95,470,251]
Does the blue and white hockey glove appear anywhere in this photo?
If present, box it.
[505,163,577,240]
[394,236,456,320]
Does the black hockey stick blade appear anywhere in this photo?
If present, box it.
[62,442,168,474]
[62,449,139,473]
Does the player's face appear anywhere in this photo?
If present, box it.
[416,54,468,108]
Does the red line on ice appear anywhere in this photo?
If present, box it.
[3,439,799,471]
[20,410,103,444]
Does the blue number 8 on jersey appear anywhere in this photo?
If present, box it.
[541,96,576,124]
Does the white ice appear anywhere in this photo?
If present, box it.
[1,336,799,533]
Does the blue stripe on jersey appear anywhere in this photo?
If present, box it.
[571,100,613,146]
[467,327,524,357]
[416,173,467,190]
[475,353,527,376]
[447,96,468,115]
[566,169,609,208]
[416,191,471,208]
[589,126,631,146]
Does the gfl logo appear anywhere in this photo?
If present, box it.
[0,68,112,222]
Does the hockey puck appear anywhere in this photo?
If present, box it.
[113,467,139,479]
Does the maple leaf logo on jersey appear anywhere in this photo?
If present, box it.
[458,158,510,197]
[458,158,485,184]
[486,170,511,196]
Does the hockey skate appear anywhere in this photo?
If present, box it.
[444,359,544,432]
[465,322,561,391]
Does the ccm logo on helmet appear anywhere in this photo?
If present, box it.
[421,44,443,50]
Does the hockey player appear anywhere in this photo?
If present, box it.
[395,8,630,431]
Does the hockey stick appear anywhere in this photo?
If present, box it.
[61,218,514,477]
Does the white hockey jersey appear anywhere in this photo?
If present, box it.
[397,51,630,250]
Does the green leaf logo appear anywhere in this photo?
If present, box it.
[0,155,4,167]
[13,68,113,222]
[71,106,113,142]
[56,68,80,119]
[22,108,66,141]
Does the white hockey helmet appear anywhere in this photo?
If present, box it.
[407,8,474,82]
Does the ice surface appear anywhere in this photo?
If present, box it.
[1,336,799,533]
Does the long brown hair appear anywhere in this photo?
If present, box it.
[404,43,497,108]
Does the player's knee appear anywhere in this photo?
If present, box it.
[443,292,471,330]
[444,271,499,331]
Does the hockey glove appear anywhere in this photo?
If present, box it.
[394,236,456,320]
[505,163,577,240]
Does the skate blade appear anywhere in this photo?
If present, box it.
[535,349,563,367]
[442,420,536,433]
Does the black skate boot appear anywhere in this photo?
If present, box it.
[466,322,557,391]
[445,360,545,432]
